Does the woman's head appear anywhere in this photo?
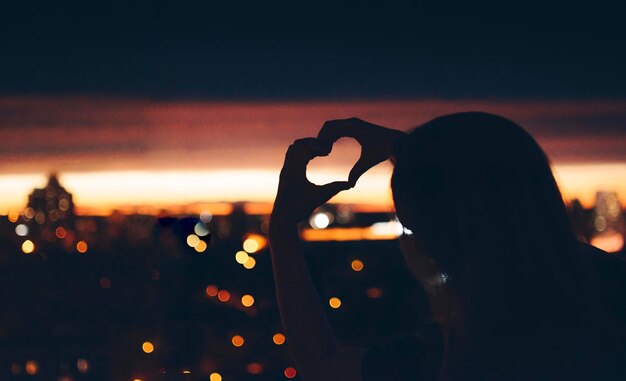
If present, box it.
[390,112,581,377]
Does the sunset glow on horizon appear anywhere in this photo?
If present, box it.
[1,97,625,215]
[0,162,624,215]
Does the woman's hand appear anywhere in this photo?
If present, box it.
[318,118,407,186]
[272,137,352,224]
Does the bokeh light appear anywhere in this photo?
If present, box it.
[142,341,155,354]
[76,358,89,373]
[194,222,210,236]
[243,256,256,269]
[55,226,67,238]
[242,233,267,253]
[247,362,263,374]
[15,224,28,236]
[284,367,297,378]
[272,333,286,345]
[186,234,200,248]
[310,212,331,229]
[241,294,255,307]
[205,285,218,297]
[351,259,364,271]
[195,240,207,252]
[217,290,231,302]
[366,287,383,299]
[231,335,245,347]
[22,240,35,254]
[76,241,88,254]
[25,360,38,375]
[329,297,342,309]
[235,250,249,264]
[209,373,222,381]
[8,210,20,223]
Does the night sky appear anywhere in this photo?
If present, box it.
[2,3,625,99]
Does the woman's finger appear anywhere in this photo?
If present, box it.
[284,138,332,171]
[315,181,353,205]
[318,118,363,142]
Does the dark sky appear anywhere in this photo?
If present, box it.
[2,2,625,99]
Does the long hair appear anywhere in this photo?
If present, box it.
[391,112,584,379]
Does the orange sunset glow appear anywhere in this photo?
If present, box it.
[1,97,625,214]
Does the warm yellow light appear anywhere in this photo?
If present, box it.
[329,297,342,309]
[241,294,255,307]
[243,238,258,253]
[133,379,142,381]
[142,341,155,354]
[243,256,256,269]
[186,234,200,247]
[209,373,222,381]
[25,360,39,375]
[242,233,267,253]
[235,250,249,264]
[351,259,364,271]
[195,240,207,252]
[76,240,88,253]
[231,335,245,347]
[205,285,218,297]
[182,370,191,374]
[8,210,20,223]
[272,333,286,345]
[22,240,35,254]
[590,233,624,253]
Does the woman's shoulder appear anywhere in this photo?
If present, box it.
[361,322,443,381]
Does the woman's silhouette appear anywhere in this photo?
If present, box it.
[269,113,626,380]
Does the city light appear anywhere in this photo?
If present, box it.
[25,360,38,375]
[186,234,200,248]
[329,297,342,309]
[142,341,155,354]
[310,212,332,229]
[284,367,297,379]
[366,287,384,299]
[15,224,28,236]
[55,226,67,238]
[195,240,207,252]
[243,256,256,269]
[241,294,255,307]
[242,233,267,253]
[217,290,231,302]
[273,333,286,345]
[231,335,245,347]
[205,285,219,297]
[76,358,89,373]
[235,250,249,264]
[209,373,222,381]
[22,240,35,254]
[247,362,263,374]
[76,241,88,254]
[194,222,210,236]
[351,259,364,271]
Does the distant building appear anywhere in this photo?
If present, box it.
[26,173,75,228]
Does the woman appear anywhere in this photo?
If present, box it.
[269,113,626,380]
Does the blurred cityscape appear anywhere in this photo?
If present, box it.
[0,174,624,381]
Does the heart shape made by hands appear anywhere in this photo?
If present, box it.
[306,137,362,186]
